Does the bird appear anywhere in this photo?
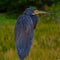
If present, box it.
[14,8,47,60]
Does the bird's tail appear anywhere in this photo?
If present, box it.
[20,58,24,60]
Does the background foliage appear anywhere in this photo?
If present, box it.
[0,0,59,14]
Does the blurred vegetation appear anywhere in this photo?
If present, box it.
[0,0,60,60]
[0,0,59,15]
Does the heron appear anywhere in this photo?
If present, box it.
[14,8,47,60]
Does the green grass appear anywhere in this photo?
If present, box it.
[0,13,60,60]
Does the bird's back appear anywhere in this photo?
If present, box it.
[15,14,34,59]
[15,14,34,40]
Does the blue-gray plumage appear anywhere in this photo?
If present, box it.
[14,8,47,60]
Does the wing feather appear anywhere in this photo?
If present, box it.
[15,14,34,58]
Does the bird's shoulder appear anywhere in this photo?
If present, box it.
[17,14,33,26]
[15,14,34,34]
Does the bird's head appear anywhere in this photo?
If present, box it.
[24,8,47,15]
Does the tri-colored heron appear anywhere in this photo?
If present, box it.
[14,8,47,60]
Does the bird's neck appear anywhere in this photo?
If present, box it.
[23,13,38,29]
[30,15,38,29]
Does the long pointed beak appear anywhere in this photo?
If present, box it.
[34,10,48,15]
[38,11,47,14]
